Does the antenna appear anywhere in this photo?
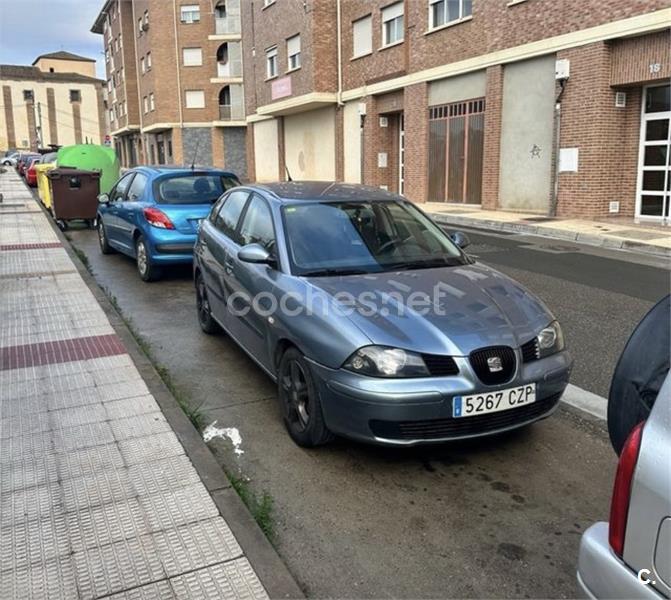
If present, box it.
[285,166,293,182]
[190,138,200,171]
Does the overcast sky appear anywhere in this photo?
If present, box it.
[0,0,105,78]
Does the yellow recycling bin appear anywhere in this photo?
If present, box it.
[35,161,57,209]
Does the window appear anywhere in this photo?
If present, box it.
[109,108,115,122]
[158,174,239,205]
[143,10,149,28]
[149,93,155,111]
[107,79,113,93]
[180,4,200,23]
[138,16,143,35]
[214,190,249,240]
[110,173,134,202]
[429,0,472,29]
[146,52,152,69]
[239,195,275,249]
[352,15,372,58]
[127,173,148,201]
[287,35,301,71]
[382,2,404,46]
[69,89,81,103]
[140,57,145,74]
[143,96,149,114]
[23,90,34,102]
[185,90,205,109]
[183,47,203,66]
[105,49,110,62]
[265,46,278,79]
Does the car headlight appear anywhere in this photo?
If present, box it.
[343,346,430,378]
[537,321,565,358]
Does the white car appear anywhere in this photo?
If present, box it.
[577,296,670,599]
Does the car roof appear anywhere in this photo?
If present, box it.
[131,165,238,178]
[251,181,404,203]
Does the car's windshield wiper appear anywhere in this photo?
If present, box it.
[384,256,462,271]
[300,268,372,277]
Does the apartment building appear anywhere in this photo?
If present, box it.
[0,52,106,151]
[242,1,671,222]
[92,0,247,178]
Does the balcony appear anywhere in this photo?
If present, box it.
[215,16,241,35]
[218,103,244,121]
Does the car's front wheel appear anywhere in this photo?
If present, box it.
[195,273,220,334]
[97,219,115,255]
[278,347,334,447]
[135,235,161,282]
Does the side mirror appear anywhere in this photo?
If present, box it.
[450,231,471,250]
[238,243,275,266]
[98,193,110,204]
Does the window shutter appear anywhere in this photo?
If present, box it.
[382,2,403,22]
[287,35,300,57]
[352,15,372,57]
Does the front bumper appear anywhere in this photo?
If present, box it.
[309,349,572,446]
[577,522,663,599]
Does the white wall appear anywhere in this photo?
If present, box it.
[498,55,556,211]
[342,101,361,183]
[253,118,279,181]
[284,106,335,181]
[428,70,486,106]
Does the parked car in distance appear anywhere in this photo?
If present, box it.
[2,151,19,166]
[25,156,43,187]
[97,166,240,281]
[17,153,40,177]
[194,182,573,447]
[577,297,670,599]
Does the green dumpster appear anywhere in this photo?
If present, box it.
[56,144,120,194]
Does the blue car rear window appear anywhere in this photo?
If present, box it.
[157,174,239,205]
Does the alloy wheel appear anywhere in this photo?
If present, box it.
[197,279,211,324]
[136,241,148,276]
[281,360,310,431]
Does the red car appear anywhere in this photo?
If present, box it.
[25,156,42,187]
[18,153,40,177]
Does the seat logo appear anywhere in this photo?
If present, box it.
[487,356,503,373]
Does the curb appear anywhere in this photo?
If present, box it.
[431,212,671,258]
[31,190,304,599]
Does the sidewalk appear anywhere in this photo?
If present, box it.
[426,202,671,258]
[0,169,279,599]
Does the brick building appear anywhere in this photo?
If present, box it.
[242,1,671,222]
[0,52,106,151]
[92,0,248,178]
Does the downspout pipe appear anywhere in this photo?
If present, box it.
[336,0,343,106]
[549,78,568,217]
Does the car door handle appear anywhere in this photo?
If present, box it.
[224,259,234,275]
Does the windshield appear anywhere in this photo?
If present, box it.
[282,200,467,276]
[156,174,240,205]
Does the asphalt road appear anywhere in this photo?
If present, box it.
[66,222,669,599]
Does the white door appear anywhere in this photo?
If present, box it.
[637,84,671,222]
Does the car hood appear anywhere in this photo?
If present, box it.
[305,262,554,356]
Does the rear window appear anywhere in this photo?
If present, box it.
[156,174,240,205]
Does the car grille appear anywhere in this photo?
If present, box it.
[521,338,540,363]
[369,393,562,441]
[421,354,459,376]
[469,346,516,385]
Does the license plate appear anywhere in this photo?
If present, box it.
[452,384,536,418]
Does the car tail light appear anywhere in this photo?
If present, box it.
[608,421,644,558]
[143,207,175,230]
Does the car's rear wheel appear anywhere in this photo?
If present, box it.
[97,219,115,254]
[278,347,334,447]
[135,235,161,282]
[195,273,220,334]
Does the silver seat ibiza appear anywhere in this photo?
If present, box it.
[194,182,572,447]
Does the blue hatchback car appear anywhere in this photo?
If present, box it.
[97,166,240,281]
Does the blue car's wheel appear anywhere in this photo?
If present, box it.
[97,219,115,255]
[278,347,334,447]
[135,235,161,282]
